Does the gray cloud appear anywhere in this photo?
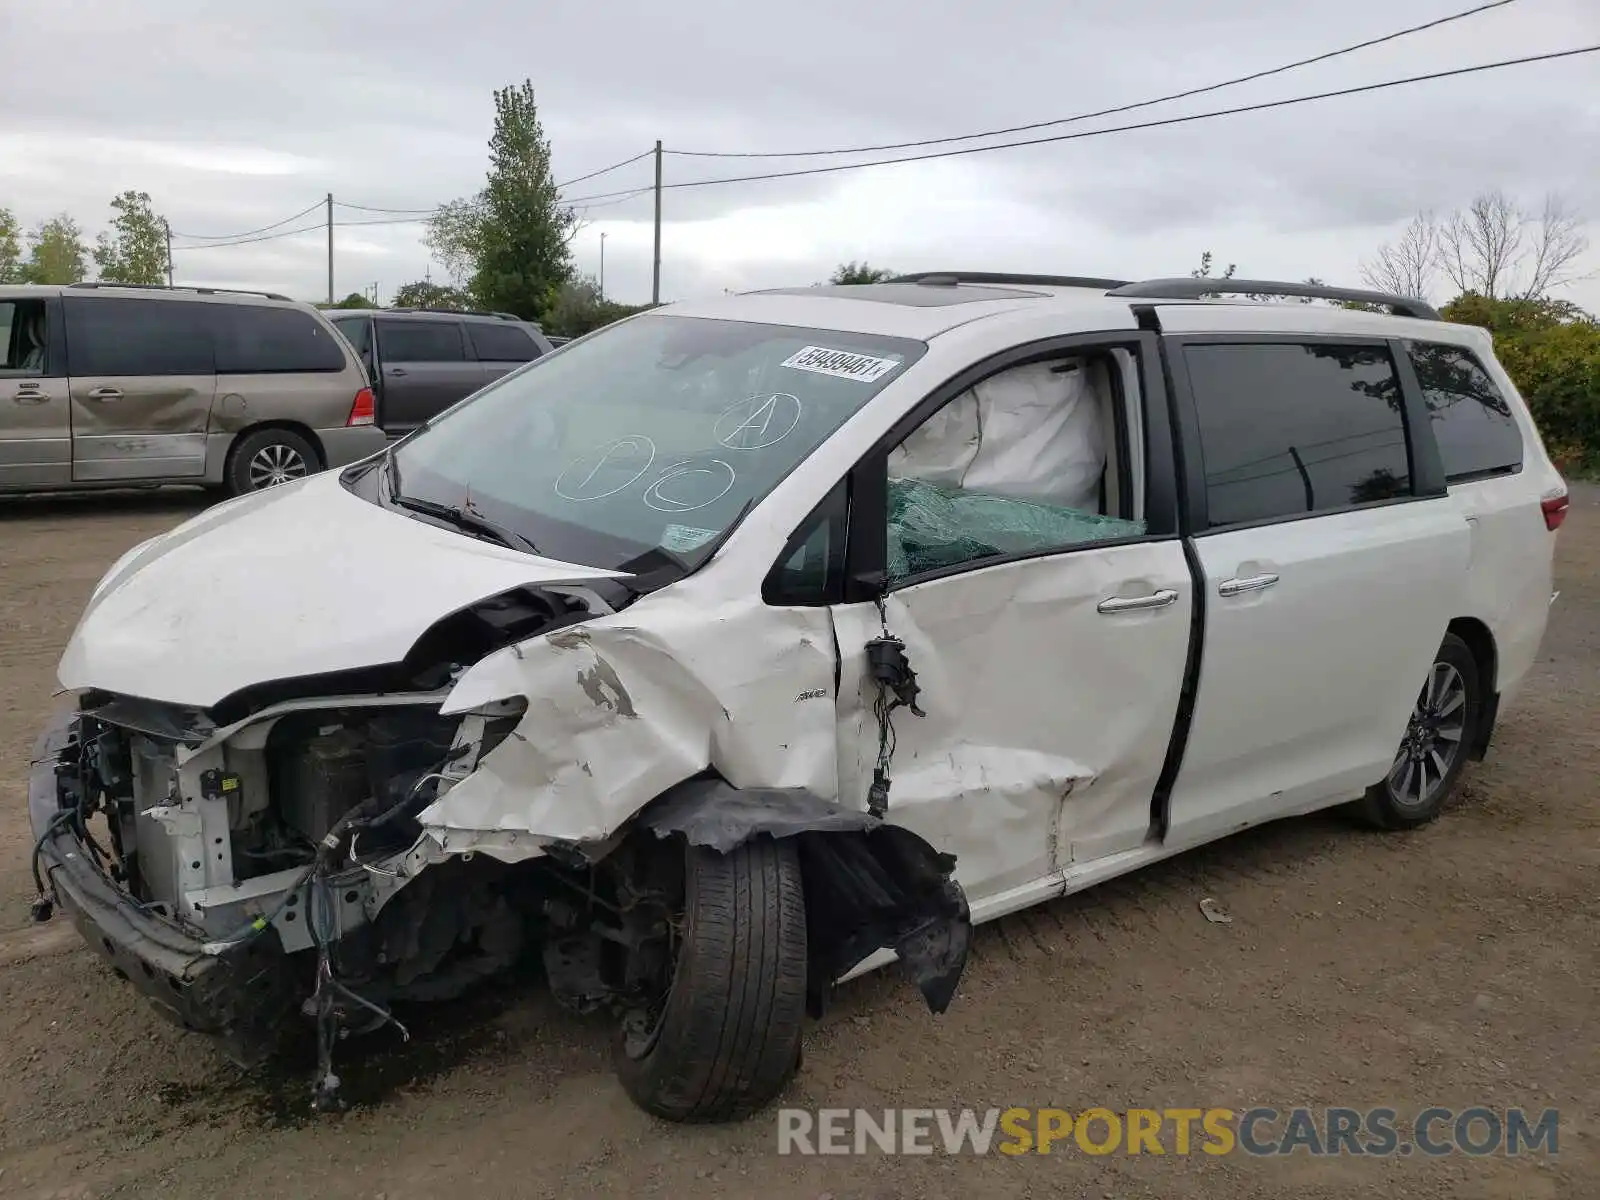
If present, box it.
[3,0,1597,308]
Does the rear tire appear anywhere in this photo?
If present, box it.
[1355,632,1481,830]
[226,428,320,496]
[613,837,808,1123]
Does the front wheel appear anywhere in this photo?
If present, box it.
[613,837,808,1123]
[1355,632,1481,830]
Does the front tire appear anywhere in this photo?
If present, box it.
[613,837,808,1123]
[1356,632,1481,830]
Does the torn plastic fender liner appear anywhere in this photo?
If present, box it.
[638,777,972,1016]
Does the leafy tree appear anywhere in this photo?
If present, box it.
[1189,250,1236,281]
[0,207,22,283]
[391,280,476,310]
[92,191,167,285]
[24,215,90,284]
[425,80,576,320]
[828,261,896,285]
[325,292,377,309]
[543,276,651,339]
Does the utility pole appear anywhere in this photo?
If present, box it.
[325,193,334,305]
[163,219,173,286]
[599,231,607,301]
[651,140,662,306]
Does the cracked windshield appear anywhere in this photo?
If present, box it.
[388,314,924,568]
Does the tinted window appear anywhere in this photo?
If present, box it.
[378,319,465,362]
[215,305,345,374]
[331,315,371,356]
[1185,342,1411,528]
[1405,341,1523,482]
[468,322,540,362]
[64,297,213,376]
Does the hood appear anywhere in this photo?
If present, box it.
[58,471,624,708]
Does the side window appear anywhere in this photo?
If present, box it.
[64,297,213,376]
[1184,342,1411,529]
[468,322,540,362]
[214,304,346,374]
[883,353,1146,583]
[1404,341,1523,483]
[377,319,466,363]
[0,299,48,374]
[331,315,371,356]
[764,479,850,606]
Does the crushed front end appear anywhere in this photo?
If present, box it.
[28,687,530,1105]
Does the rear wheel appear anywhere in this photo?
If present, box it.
[1355,632,1480,830]
[226,428,319,496]
[613,837,808,1122]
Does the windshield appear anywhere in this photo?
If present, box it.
[385,313,926,572]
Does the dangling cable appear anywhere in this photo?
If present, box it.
[864,594,924,817]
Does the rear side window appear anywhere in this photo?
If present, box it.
[467,321,540,362]
[1184,341,1411,528]
[330,315,371,356]
[1404,341,1523,483]
[64,297,213,376]
[378,319,466,362]
[215,304,346,374]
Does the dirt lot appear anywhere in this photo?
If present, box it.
[0,486,1595,1200]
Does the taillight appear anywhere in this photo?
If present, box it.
[347,386,376,427]
[1542,490,1569,531]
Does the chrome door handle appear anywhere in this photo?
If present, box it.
[88,387,123,401]
[388,367,408,376]
[1097,588,1179,614]
[1218,573,1279,597]
[12,387,50,405]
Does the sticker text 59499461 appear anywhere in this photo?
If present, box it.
[781,346,901,383]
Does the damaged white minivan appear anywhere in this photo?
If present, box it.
[30,272,1568,1121]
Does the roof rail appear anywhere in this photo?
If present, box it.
[1105,278,1441,321]
[891,271,1132,290]
[386,305,524,321]
[65,281,293,302]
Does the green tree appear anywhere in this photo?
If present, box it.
[828,261,897,285]
[391,280,476,310]
[0,207,22,283]
[325,292,377,309]
[24,215,89,284]
[426,80,576,320]
[92,191,167,285]
[543,276,651,339]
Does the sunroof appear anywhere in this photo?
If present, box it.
[754,282,1048,307]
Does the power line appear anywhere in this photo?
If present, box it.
[171,221,326,251]
[667,0,1519,160]
[331,149,658,218]
[168,200,324,242]
[561,44,1600,203]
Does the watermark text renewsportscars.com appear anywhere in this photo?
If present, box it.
[776,1106,1560,1157]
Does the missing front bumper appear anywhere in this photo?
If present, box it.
[28,710,299,1064]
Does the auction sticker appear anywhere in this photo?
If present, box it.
[781,345,901,383]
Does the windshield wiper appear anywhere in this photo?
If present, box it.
[390,493,542,556]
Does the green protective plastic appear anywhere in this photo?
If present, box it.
[886,476,1147,580]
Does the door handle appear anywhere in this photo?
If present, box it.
[87,386,123,401]
[12,387,50,405]
[1097,588,1179,614]
[388,367,408,377]
[1218,572,1279,597]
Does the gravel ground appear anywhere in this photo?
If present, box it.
[0,484,1595,1200]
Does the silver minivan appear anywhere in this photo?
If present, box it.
[0,283,388,495]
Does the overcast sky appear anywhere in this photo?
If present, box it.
[3,0,1598,311]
